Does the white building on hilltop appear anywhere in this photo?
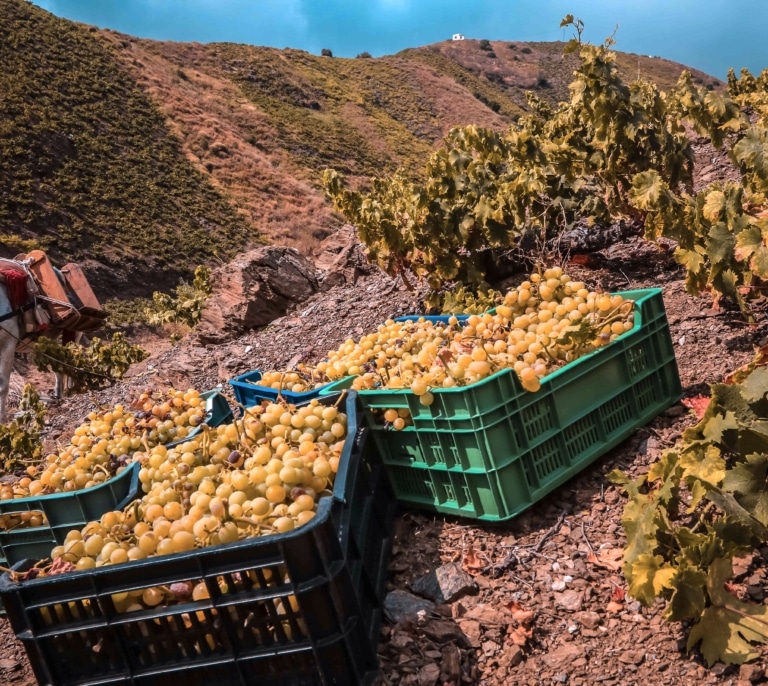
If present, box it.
[452,33,465,41]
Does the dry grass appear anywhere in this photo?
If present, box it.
[100,34,341,254]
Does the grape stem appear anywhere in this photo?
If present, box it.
[234,516,273,533]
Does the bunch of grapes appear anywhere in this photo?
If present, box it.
[254,270,635,411]
[352,268,634,405]
[0,389,212,533]
[35,397,349,620]
[256,369,327,394]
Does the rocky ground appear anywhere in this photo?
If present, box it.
[2,137,768,685]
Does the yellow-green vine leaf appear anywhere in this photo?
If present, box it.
[722,453,768,525]
[687,478,708,513]
[702,410,740,444]
[628,170,665,210]
[687,557,768,665]
[679,443,726,486]
[627,554,676,605]
[665,565,708,621]
[674,247,706,278]
[734,225,761,263]
[740,366,768,403]
[702,190,726,222]
[733,128,768,185]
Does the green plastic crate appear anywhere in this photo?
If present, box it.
[0,390,231,567]
[0,462,141,568]
[324,288,681,520]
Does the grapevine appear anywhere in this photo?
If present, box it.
[0,385,46,475]
[145,265,212,327]
[34,332,148,394]
[322,17,768,313]
[613,353,768,665]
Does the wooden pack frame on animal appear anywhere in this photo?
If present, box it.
[22,250,108,333]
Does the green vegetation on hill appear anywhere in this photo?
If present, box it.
[397,48,527,120]
[211,44,440,177]
[0,0,255,297]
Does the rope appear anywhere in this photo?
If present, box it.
[35,295,78,313]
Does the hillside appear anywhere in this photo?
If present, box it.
[399,39,721,113]
[0,0,257,297]
[0,0,722,298]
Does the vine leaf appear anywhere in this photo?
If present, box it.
[734,224,766,265]
[629,170,664,208]
[679,443,725,486]
[675,247,706,277]
[687,558,768,665]
[722,453,768,525]
[702,191,725,221]
[733,128,768,183]
[665,565,708,621]
[703,410,740,444]
[740,366,768,402]
[626,554,676,605]
[707,223,735,264]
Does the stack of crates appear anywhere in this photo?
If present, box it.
[0,392,397,686]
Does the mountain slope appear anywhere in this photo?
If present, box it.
[0,0,722,298]
[94,35,514,253]
[0,0,256,297]
[399,39,721,113]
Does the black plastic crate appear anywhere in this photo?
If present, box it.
[0,391,396,686]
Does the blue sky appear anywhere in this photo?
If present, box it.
[32,1,767,79]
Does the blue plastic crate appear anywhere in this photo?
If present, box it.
[229,369,327,407]
[393,313,471,324]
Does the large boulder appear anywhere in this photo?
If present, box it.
[196,246,318,343]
